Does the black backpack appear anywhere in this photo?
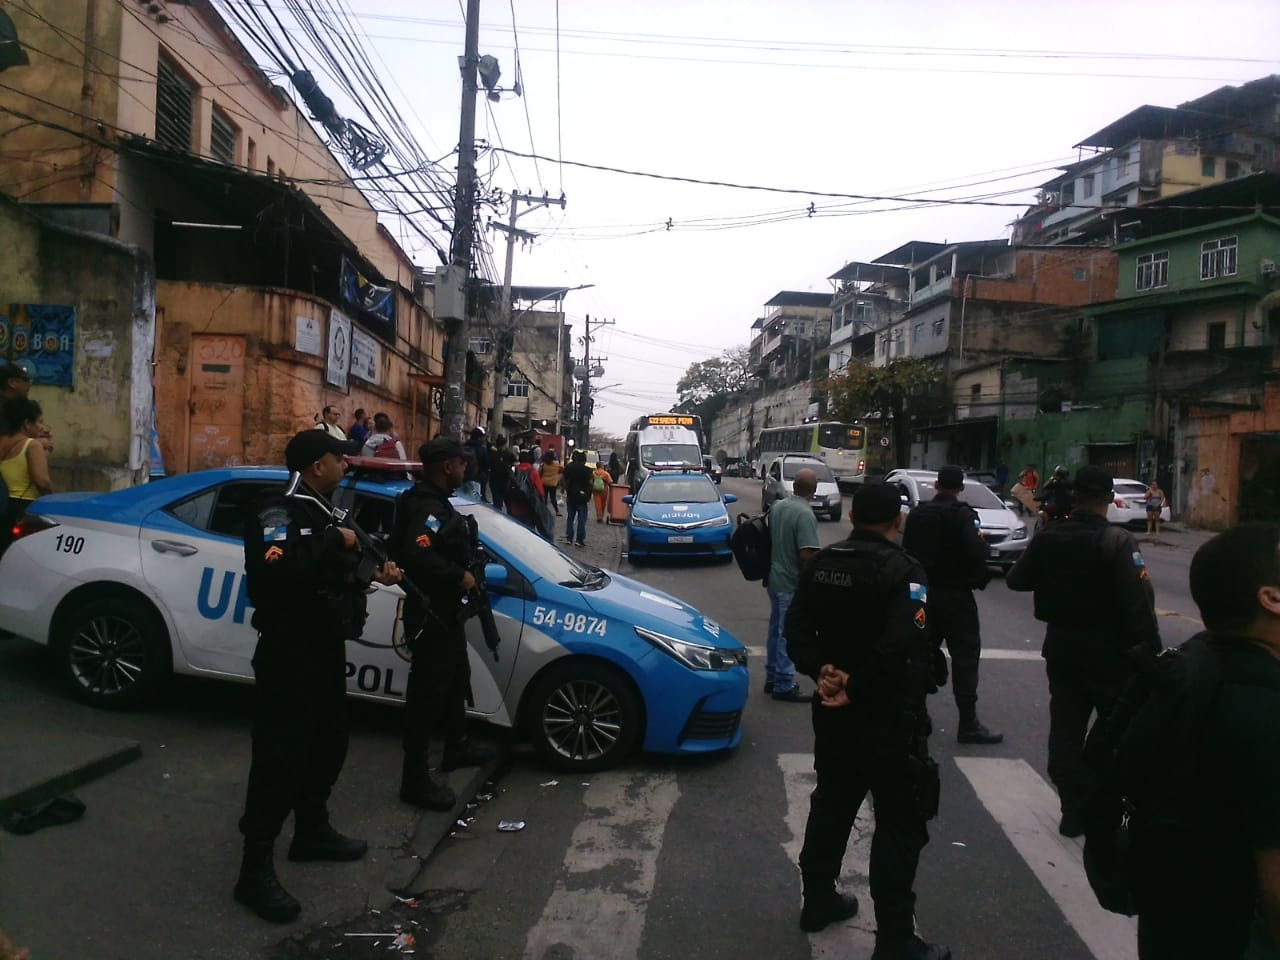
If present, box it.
[1080,634,1230,916]
[508,468,553,539]
[730,512,771,584]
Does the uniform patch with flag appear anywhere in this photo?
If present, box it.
[262,525,288,542]
[424,514,442,533]
[909,582,928,604]
[1133,551,1149,580]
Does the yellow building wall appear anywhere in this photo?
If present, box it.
[1158,143,1219,200]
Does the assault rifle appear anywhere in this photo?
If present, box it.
[461,513,502,661]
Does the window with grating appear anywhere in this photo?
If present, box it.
[155,55,194,151]
[210,107,237,165]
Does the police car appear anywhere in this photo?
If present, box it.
[885,468,1029,570]
[622,470,738,563]
[0,461,748,772]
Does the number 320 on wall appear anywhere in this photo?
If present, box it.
[532,606,608,636]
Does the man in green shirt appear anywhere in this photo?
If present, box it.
[767,468,821,701]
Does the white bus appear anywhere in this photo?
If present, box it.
[756,422,867,486]
[624,421,703,491]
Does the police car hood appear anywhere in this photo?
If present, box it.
[630,499,725,524]
[581,569,740,649]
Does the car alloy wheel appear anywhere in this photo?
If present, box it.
[525,662,641,772]
[56,596,171,708]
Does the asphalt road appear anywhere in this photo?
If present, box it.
[0,476,1209,960]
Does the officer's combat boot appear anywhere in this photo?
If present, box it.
[441,739,496,772]
[870,933,952,960]
[956,705,1003,745]
[288,813,368,862]
[234,839,301,924]
[798,876,859,932]
[400,755,456,811]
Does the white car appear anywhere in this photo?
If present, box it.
[885,469,1029,569]
[762,455,844,521]
[1108,479,1171,527]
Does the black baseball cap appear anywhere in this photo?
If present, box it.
[851,481,903,525]
[2,361,32,383]
[419,437,465,464]
[284,429,360,471]
[1074,465,1114,498]
[937,465,965,490]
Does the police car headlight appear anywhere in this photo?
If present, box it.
[1010,523,1028,541]
[707,514,731,527]
[636,626,745,671]
[631,515,655,527]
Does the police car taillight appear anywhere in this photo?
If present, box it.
[11,513,58,542]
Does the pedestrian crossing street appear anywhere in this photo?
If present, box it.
[517,756,1137,960]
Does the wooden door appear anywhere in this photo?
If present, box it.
[188,335,246,471]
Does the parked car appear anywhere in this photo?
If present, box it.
[722,457,746,478]
[702,455,723,484]
[0,463,748,772]
[761,454,843,521]
[623,470,738,562]
[967,470,1003,494]
[885,468,1029,570]
[1108,478,1171,527]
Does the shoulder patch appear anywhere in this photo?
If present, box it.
[913,607,927,630]
[909,582,928,604]
[258,506,291,528]
[424,514,442,533]
[262,525,288,543]
[1132,551,1145,567]
[415,533,433,548]
[264,545,284,563]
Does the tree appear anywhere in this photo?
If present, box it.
[825,358,945,464]
[675,346,751,408]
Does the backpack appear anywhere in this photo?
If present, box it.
[509,468,553,539]
[1080,634,1229,916]
[372,435,399,459]
[592,474,606,493]
[730,512,771,584]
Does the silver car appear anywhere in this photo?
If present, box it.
[886,468,1029,569]
[762,454,844,521]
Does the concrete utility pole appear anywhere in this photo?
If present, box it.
[577,313,614,447]
[489,190,566,437]
[441,0,481,440]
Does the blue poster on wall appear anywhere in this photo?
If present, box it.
[0,303,77,387]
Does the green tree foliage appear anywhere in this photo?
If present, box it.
[825,358,945,460]
[675,346,751,407]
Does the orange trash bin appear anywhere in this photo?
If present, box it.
[607,482,630,524]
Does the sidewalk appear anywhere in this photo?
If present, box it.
[1135,520,1216,554]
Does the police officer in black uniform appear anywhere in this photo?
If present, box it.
[1007,465,1161,837]
[393,437,495,811]
[235,430,402,924]
[900,464,1003,744]
[786,482,951,960]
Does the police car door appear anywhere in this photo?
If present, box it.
[139,479,275,676]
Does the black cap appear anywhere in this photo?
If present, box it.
[2,361,32,383]
[937,465,965,490]
[419,437,465,464]
[285,429,360,471]
[1074,465,1113,497]
[851,481,903,525]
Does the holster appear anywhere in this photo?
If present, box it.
[903,742,941,821]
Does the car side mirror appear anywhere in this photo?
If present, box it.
[621,495,634,505]
[483,562,509,587]
[723,493,737,504]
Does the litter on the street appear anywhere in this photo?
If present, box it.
[540,779,559,787]
[497,819,526,832]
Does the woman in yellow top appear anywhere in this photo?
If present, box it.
[591,462,612,522]
[1,397,54,534]
[539,451,562,517]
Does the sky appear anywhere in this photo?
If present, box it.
[224,0,1280,437]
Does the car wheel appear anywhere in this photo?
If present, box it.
[54,596,172,709]
[524,661,642,772]
[829,508,842,522]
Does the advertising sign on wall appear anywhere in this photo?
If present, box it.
[326,309,351,390]
[0,303,77,386]
[349,325,381,384]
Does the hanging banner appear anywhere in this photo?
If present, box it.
[349,325,381,384]
[326,309,351,390]
[295,315,322,356]
[339,257,395,342]
[1,303,76,387]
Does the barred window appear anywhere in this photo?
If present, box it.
[155,54,195,152]
[210,106,237,165]
[1135,251,1169,291]
[1200,236,1238,280]
[506,378,529,398]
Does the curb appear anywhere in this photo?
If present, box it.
[0,731,142,818]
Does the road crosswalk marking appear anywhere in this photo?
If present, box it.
[523,770,679,960]
[954,757,1137,960]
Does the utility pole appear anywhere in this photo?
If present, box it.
[577,313,614,447]
[489,190,566,437]
[441,0,481,440]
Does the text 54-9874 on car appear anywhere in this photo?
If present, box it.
[0,465,749,772]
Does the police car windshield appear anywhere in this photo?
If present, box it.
[915,480,1005,510]
[457,503,602,588]
[638,477,720,504]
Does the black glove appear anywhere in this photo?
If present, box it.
[932,646,950,689]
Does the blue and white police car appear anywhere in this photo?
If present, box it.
[623,470,738,563]
[0,462,748,772]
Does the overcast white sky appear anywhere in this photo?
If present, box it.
[235,0,1280,436]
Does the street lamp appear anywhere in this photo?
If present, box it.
[490,283,594,438]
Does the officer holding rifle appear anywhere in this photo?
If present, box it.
[392,437,495,812]
[235,430,402,924]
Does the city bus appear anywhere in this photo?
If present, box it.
[624,413,705,491]
[756,421,866,485]
[627,413,706,452]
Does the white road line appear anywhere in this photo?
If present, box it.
[745,646,1041,662]
[523,771,678,960]
[954,757,1137,960]
[778,753,878,955]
